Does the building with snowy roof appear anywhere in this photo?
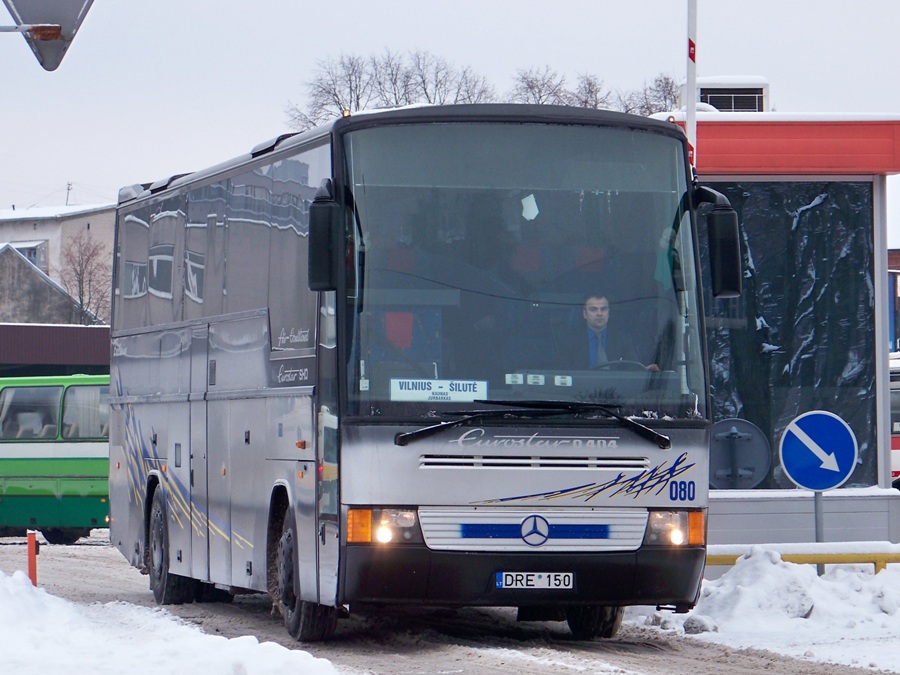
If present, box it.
[0,203,114,287]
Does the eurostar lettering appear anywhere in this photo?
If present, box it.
[450,428,618,448]
[277,365,309,384]
[269,357,316,388]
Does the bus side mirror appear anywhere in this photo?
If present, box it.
[694,185,742,299]
[707,207,742,298]
[308,179,341,292]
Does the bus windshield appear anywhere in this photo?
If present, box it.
[343,121,703,420]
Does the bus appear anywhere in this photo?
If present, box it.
[0,374,110,544]
[108,104,741,641]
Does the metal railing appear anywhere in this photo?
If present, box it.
[707,543,900,574]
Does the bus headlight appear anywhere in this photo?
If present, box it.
[347,508,422,544]
[644,510,706,546]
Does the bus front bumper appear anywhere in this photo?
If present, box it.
[341,545,705,609]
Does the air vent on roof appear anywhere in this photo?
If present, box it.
[148,174,191,194]
[117,184,151,204]
[251,133,298,157]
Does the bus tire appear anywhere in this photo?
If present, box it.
[277,515,337,641]
[566,605,624,640]
[41,528,89,545]
[148,488,196,605]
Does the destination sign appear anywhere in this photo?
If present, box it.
[390,378,488,402]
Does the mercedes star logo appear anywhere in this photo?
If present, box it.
[520,515,550,547]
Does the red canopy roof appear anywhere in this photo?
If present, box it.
[671,115,900,175]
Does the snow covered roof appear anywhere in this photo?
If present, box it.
[695,75,770,87]
[0,203,113,221]
[656,111,900,123]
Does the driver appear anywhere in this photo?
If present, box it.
[558,292,659,371]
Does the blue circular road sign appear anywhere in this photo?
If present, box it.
[778,411,858,491]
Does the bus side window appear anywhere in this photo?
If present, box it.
[62,385,108,439]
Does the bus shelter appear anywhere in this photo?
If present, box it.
[662,112,900,545]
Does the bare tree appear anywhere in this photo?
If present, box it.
[616,73,679,115]
[370,49,416,108]
[453,66,497,104]
[286,53,679,129]
[564,74,612,109]
[648,73,679,111]
[287,53,375,129]
[408,50,456,104]
[57,230,111,325]
[508,66,569,105]
[287,50,496,128]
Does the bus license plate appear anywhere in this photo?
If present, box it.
[496,572,574,589]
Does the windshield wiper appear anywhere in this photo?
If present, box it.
[475,399,672,449]
[394,407,571,446]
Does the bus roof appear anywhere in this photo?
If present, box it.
[117,104,686,206]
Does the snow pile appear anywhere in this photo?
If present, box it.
[5,545,900,673]
[630,546,900,671]
[0,569,336,675]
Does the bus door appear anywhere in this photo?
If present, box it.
[316,291,340,605]
[317,406,339,604]
[190,324,211,580]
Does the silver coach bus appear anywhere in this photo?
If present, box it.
[109,104,741,641]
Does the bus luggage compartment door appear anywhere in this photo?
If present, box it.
[190,326,210,581]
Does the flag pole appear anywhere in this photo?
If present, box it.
[687,0,698,167]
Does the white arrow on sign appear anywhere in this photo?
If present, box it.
[786,420,840,472]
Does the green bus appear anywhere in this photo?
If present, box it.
[0,375,110,544]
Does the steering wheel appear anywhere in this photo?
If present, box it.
[591,360,649,372]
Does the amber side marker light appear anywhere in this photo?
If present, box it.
[688,511,706,546]
[347,509,372,543]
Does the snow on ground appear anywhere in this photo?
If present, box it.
[3,545,900,674]
[0,568,337,675]
[629,546,900,672]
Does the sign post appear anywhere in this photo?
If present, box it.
[686,0,698,167]
[26,529,39,585]
[779,410,859,575]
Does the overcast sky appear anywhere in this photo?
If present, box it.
[3,0,900,242]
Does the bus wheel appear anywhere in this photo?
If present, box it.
[566,605,624,640]
[41,528,88,545]
[148,488,196,605]
[277,516,337,641]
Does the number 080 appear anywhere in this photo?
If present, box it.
[669,480,696,502]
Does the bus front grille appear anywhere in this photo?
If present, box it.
[418,507,647,552]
